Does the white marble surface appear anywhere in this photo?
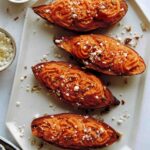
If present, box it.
[0,0,32,145]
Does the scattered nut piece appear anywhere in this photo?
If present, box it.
[121,100,125,105]
[124,38,132,45]
[14,16,19,21]
[140,23,147,31]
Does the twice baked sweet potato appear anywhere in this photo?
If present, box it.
[55,34,146,75]
[31,113,120,149]
[32,0,128,32]
[32,61,119,109]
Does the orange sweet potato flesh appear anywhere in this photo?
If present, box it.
[31,113,120,149]
[32,61,119,109]
[54,34,146,76]
[32,0,128,32]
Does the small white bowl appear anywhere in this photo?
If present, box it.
[8,0,30,4]
[0,28,16,72]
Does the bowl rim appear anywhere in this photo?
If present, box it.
[0,136,20,150]
[8,0,30,4]
[0,27,16,72]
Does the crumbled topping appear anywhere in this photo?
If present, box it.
[66,93,70,96]
[74,85,79,91]
[120,8,124,11]
[100,5,106,9]
[72,13,78,18]
[83,45,87,49]
[116,42,120,46]
[45,9,50,13]
[123,53,128,57]
[76,42,80,45]
[84,116,89,119]
[95,96,99,99]
[55,39,63,44]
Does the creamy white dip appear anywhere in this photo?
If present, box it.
[0,31,15,71]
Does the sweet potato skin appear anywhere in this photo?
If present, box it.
[32,0,128,32]
[32,61,119,109]
[31,113,120,149]
[55,34,146,76]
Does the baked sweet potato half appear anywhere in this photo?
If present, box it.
[31,113,120,149]
[32,0,128,32]
[55,34,146,75]
[32,61,119,109]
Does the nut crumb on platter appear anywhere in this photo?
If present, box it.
[121,100,125,105]
[140,22,147,31]
[14,16,19,21]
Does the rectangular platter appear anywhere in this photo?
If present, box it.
[6,1,150,150]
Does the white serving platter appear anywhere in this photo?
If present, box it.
[6,1,150,150]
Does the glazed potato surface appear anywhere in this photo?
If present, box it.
[32,61,119,109]
[55,34,146,75]
[32,113,120,149]
[33,0,128,32]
